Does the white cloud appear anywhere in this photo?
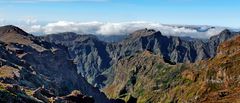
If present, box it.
[43,21,103,34]
[29,25,42,33]
[2,20,225,38]
[24,17,38,25]
[0,18,7,26]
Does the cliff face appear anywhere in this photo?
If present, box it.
[103,35,240,102]
[43,28,239,88]
[113,29,238,63]
[43,33,112,87]
[0,25,109,103]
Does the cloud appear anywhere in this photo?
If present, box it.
[3,20,225,38]
[43,21,103,34]
[0,18,6,26]
[23,17,38,25]
[29,25,42,33]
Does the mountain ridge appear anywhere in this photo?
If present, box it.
[0,25,239,103]
[43,27,240,88]
[0,25,111,103]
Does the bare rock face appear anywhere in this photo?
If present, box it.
[208,29,239,56]
[114,28,239,63]
[43,33,112,87]
[104,35,240,103]
[61,90,95,103]
[0,25,110,103]
[43,28,240,88]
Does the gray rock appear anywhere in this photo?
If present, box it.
[0,25,110,103]
[42,28,240,88]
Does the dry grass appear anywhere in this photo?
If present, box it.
[0,65,19,78]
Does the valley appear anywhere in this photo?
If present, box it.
[0,25,239,103]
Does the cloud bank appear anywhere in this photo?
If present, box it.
[0,20,225,38]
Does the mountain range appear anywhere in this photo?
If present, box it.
[0,25,239,103]
[43,28,239,88]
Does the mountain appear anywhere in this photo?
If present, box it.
[43,28,239,88]
[1,25,239,103]
[208,29,239,56]
[96,35,127,43]
[103,35,240,102]
[113,28,239,62]
[0,25,110,103]
[43,32,112,88]
[0,25,29,36]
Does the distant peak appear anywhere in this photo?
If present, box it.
[210,29,232,39]
[44,32,99,43]
[134,28,157,33]
[48,32,78,39]
[0,25,28,36]
[130,28,162,38]
[52,32,78,35]
[219,29,231,35]
[48,32,97,38]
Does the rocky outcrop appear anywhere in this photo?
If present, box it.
[0,82,97,103]
[0,84,43,103]
[0,25,110,103]
[61,90,95,103]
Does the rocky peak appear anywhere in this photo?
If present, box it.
[0,25,28,36]
[0,25,36,46]
[210,29,234,42]
[207,29,239,56]
[219,29,231,35]
[129,28,161,38]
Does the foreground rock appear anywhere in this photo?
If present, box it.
[61,90,94,103]
[0,25,110,103]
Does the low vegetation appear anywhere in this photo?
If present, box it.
[103,36,240,103]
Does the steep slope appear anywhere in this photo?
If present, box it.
[103,35,240,102]
[43,32,112,87]
[0,26,110,103]
[112,28,239,63]
[197,34,240,102]
[42,28,239,88]
[103,51,189,102]
[208,29,239,56]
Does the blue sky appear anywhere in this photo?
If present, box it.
[0,0,239,27]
